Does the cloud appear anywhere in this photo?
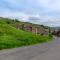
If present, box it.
[37,0,60,11]
[3,0,18,5]
[0,0,60,27]
[0,7,29,22]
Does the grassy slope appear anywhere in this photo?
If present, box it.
[0,18,51,50]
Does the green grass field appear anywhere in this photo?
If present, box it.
[0,17,52,50]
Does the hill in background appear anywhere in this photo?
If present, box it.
[0,17,51,50]
[0,17,49,36]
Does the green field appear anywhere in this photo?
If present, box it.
[0,17,52,50]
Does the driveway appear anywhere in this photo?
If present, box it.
[0,37,60,60]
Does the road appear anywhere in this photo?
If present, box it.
[0,37,60,60]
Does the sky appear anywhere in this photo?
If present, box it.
[0,0,60,27]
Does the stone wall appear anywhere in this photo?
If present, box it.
[16,23,49,36]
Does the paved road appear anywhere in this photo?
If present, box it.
[0,37,60,60]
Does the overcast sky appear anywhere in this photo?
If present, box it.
[0,0,60,27]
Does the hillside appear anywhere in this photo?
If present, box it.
[0,17,51,50]
[0,17,49,35]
